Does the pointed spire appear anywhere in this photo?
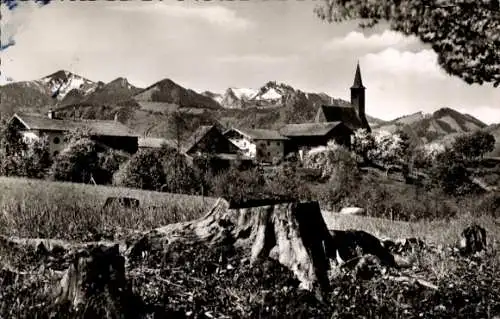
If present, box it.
[351,62,365,89]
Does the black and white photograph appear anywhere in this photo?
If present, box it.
[0,0,499,317]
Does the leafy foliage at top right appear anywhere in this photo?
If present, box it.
[315,0,500,87]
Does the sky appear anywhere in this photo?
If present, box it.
[1,0,499,124]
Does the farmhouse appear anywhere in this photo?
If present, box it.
[279,122,353,152]
[183,125,253,171]
[10,110,139,156]
[223,127,289,163]
[315,63,371,133]
[183,125,241,156]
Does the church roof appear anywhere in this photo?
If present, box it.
[279,122,344,137]
[351,62,365,89]
[315,105,365,130]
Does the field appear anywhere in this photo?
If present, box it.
[0,176,216,239]
[1,176,500,318]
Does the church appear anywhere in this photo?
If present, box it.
[278,63,372,154]
[314,62,371,133]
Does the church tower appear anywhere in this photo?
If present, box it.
[350,62,370,132]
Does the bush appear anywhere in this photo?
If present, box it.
[208,167,267,204]
[49,138,100,183]
[95,149,129,185]
[304,142,361,209]
[453,130,495,161]
[265,162,312,201]
[430,149,477,196]
[160,147,201,195]
[113,149,166,191]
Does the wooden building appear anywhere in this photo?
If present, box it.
[10,111,139,156]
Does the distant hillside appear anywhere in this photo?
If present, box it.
[375,107,488,144]
[0,71,140,117]
[133,79,221,110]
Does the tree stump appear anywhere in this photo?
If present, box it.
[54,244,143,317]
[127,198,333,292]
[459,224,487,255]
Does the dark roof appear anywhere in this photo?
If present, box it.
[279,122,346,137]
[315,105,365,130]
[138,137,177,149]
[226,127,289,141]
[182,125,216,154]
[12,113,138,137]
[209,153,253,161]
[351,62,365,89]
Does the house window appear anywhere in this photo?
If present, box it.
[277,141,280,146]
[267,152,271,156]
[53,137,60,144]
[267,141,270,146]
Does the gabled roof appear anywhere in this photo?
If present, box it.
[138,137,177,149]
[225,127,289,141]
[182,125,217,154]
[11,113,138,137]
[315,105,365,130]
[279,122,347,137]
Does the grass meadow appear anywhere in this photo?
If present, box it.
[0,176,499,318]
[1,175,498,249]
[0,176,217,240]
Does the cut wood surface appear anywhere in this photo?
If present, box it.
[128,198,334,292]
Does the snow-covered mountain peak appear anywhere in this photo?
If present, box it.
[37,70,97,100]
[227,87,259,101]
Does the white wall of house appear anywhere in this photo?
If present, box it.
[21,131,40,143]
[21,130,66,157]
[227,136,257,158]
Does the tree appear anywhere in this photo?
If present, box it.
[315,0,500,86]
[471,130,495,159]
[21,136,52,179]
[113,149,166,191]
[351,128,376,163]
[159,145,201,195]
[429,147,475,196]
[370,130,408,173]
[453,130,496,161]
[95,149,129,185]
[50,138,99,183]
[0,121,26,176]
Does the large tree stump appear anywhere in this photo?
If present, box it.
[127,198,333,292]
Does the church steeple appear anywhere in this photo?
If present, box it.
[351,62,365,89]
[350,62,370,132]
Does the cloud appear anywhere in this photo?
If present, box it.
[112,3,253,30]
[1,0,50,52]
[361,48,448,79]
[324,30,419,52]
[0,72,14,85]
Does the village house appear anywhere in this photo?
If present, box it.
[183,125,253,170]
[223,127,289,163]
[183,125,241,156]
[279,122,353,152]
[10,110,139,156]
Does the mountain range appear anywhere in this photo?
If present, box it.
[0,70,498,155]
